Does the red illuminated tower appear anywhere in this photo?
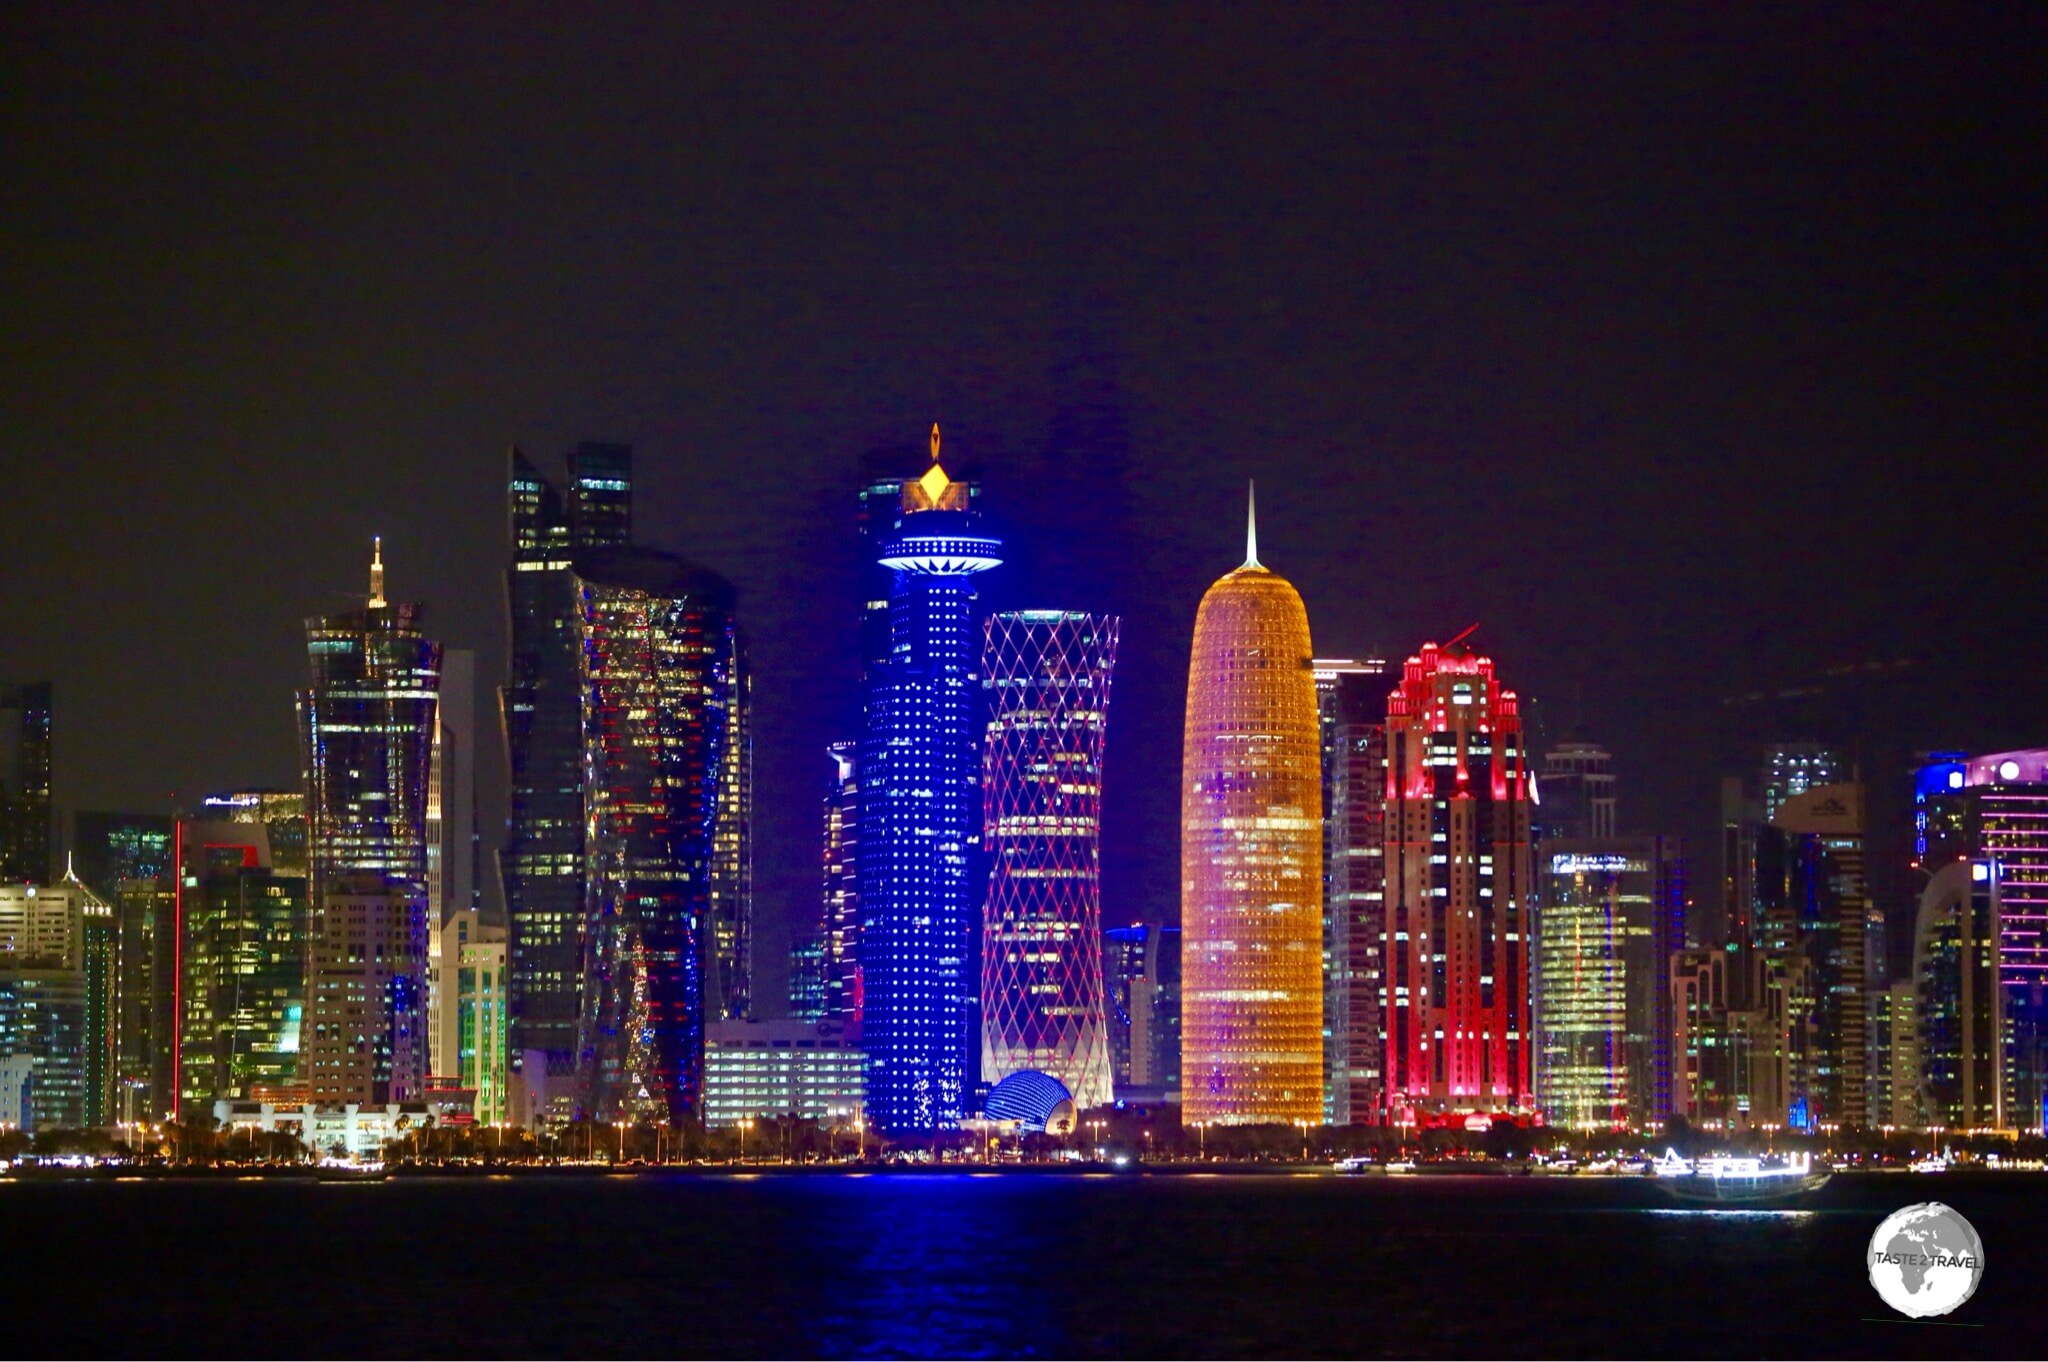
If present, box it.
[1383,639,1536,1126]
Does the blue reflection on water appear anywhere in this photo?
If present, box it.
[804,1175,1067,1358]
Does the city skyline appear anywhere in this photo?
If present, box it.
[6,10,2042,1021]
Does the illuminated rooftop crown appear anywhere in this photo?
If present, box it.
[876,422,1003,575]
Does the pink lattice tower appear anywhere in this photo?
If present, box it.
[980,611,1121,1110]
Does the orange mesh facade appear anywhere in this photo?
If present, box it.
[1180,564,1323,1125]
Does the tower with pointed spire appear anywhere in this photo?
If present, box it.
[1180,483,1324,1125]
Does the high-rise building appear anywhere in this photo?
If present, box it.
[1913,748,2048,1131]
[70,812,173,899]
[501,444,634,1086]
[113,874,176,1125]
[1761,743,1842,825]
[172,818,307,1118]
[302,874,430,1105]
[859,427,1002,1134]
[1314,658,1388,1126]
[980,611,1120,1112]
[1180,490,1323,1127]
[429,648,480,934]
[1756,782,1870,1130]
[709,640,754,1025]
[0,879,108,1128]
[788,933,829,1025]
[1539,735,1617,840]
[819,742,861,1038]
[1105,921,1181,1098]
[0,683,53,884]
[299,540,442,891]
[572,546,745,1125]
[203,790,308,879]
[1382,639,1536,1126]
[430,904,509,1123]
[1534,837,1684,1130]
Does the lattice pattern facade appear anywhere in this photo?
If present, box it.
[980,611,1120,1111]
[1181,543,1323,1126]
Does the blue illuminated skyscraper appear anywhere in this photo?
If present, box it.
[859,426,1002,1134]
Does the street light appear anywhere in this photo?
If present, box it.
[739,1117,752,1163]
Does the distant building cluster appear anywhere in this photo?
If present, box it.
[5,436,2045,1156]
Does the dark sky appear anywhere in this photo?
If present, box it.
[4,6,2044,1007]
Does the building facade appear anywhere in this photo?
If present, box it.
[1382,641,1535,1125]
[500,444,633,1084]
[303,875,431,1106]
[705,1019,865,1129]
[1314,658,1388,1126]
[172,818,307,1119]
[299,540,442,892]
[429,904,508,1124]
[819,741,861,1038]
[1180,491,1323,1127]
[979,611,1120,1111]
[1534,837,1684,1130]
[572,547,745,1126]
[859,429,1002,1134]
[1539,735,1617,840]
[1105,921,1181,1100]
[0,684,52,885]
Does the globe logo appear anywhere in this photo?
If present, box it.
[1867,1202,1984,1318]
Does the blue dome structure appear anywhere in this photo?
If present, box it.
[983,1070,1078,1134]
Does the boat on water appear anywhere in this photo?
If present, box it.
[1649,1148,1831,1206]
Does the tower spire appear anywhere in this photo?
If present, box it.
[369,536,386,608]
[930,421,942,464]
[1242,480,1261,569]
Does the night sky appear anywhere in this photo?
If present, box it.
[4,7,2043,1007]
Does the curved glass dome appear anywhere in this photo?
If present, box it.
[983,1070,1078,1133]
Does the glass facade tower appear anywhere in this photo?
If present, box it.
[1314,659,1388,1126]
[979,611,1120,1111]
[859,429,1002,1134]
[501,445,634,1078]
[0,683,53,884]
[571,547,744,1125]
[1180,490,1324,1127]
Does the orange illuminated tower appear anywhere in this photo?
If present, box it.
[1180,486,1323,1125]
[1383,638,1536,1126]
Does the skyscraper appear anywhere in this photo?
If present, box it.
[820,741,861,1037]
[172,818,307,1118]
[70,812,173,899]
[1761,743,1842,825]
[501,444,634,1085]
[429,648,480,934]
[299,540,442,890]
[303,875,431,1105]
[859,426,1002,1134]
[1180,489,1323,1127]
[1757,782,1870,1130]
[0,683,53,884]
[1534,837,1685,1129]
[298,542,439,1116]
[1314,658,1388,1126]
[980,610,1120,1111]
[429,903,510,1123]
[1539,734,1617,840]
[708,642,754,1024]
[572,546,744,1125]
[1105,921,1181,1097]
[1382,639,1535,1126]
[1913,748,2048,1131]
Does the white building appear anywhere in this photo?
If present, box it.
[705,1020,863,1128]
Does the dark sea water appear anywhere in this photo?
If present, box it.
[0,1170,2033,1358]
